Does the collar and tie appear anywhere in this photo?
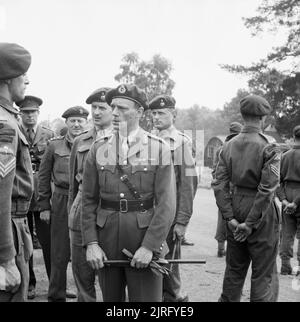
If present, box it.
[27,128,35,143]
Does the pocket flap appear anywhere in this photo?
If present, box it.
[78,144,90,153]
[96,208,112,228]
[136,209,154,228]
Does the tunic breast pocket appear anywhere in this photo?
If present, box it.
[131,164,156,193]
[97,164,116,191]
[77,145,90,170]
[54,151,70,175]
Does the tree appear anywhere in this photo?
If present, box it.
[220,0,300,138]
[115,52,175,130]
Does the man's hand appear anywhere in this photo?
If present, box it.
[282,199,289,208]
[131,246,153,269]
[227,218,239,233]
[234,223,252,242]
[40,210,51,224]
[284,202,297,215]
[86,243,107,270]
[173,223,187,241]
[0,259,21,293]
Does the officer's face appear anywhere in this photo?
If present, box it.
[65,117,87,137]
[9,74,29,102]
[111,98,143,135]
[91,102,112,129]
[21,110,39,127]
[151,108,174,130]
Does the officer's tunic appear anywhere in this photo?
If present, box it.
[0,96,33,302]
[277,145,300,262]
[68,127,99,302]
[81,127,176,302]
[157,125,197,301]
[38,134,73,302]
[21,124,54,286]
[212,125,281,302]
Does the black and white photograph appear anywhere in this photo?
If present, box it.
[0,0,299,305]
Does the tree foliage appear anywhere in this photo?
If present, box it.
[220,0,300,138]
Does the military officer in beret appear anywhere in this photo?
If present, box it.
[16,95,54,300]
[0,43,33,302]
[212,95,281,302]
[81,84,176,302]
[212,122,242,258]
[277,125,300,276]
[149,94,198,302]
[68,88,113,301]
[38,106,88,301]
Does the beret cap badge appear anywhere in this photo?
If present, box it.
[118,85,126,94]
[101,92,106,101]
[160,99,165,107]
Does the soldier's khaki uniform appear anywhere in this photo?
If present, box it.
[212,125,281,302]
[38,134,73,302]
[0,96,33,302]
[68,127,106,302]
[156,125,197,302]
[81,128,176,302]
[21,124,54,288]
[277,145,300,266]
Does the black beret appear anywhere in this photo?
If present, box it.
[229,122,242,134]
[16,95,43,111]
[0,43,31,80]
[105,84,148,110]
[62,106,89,119]
[240,95,272,116]
[86,87,111,104]
[149,95,176,110]
[293,125,300,138]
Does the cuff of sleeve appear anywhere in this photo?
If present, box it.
[38,200,51,212]
[0,243,16,264]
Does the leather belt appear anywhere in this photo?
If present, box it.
[100,198,153,213]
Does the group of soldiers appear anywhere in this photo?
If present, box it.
[0,42,299,303]
[0,42,197,302]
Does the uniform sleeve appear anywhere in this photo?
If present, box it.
[245,144,281,228]
[211,147,234,221]
[68,138,79,214]
[174,139,197,225]
[0,121,17,263]
[81,144,100,245]
[38,141,54,211]
[141,141,176,253]
[276,153,287,202]
[211,146,222,179]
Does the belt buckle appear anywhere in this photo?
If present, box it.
[120,199,128,213]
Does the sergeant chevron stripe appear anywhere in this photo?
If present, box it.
[0,157,16,178]
[270,164,279,177]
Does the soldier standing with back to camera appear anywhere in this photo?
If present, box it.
[149,94,197,302]
[68,88,113,301]
[277,125,300,276]
[81,84,176,302]
[0,42,33,302]
[38,106,88,302]
[16,95,54,299]
[212,95,281,302]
